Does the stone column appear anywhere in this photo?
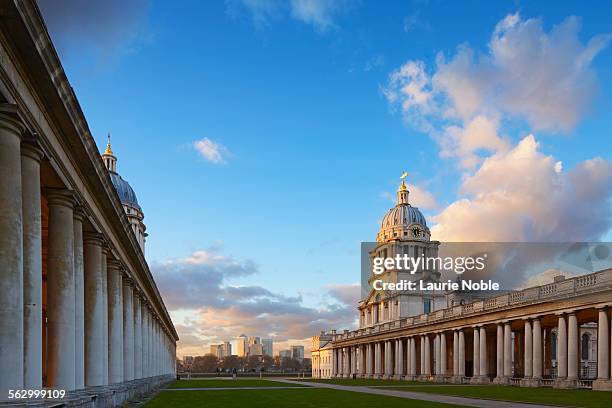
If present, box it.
[107,259,124,383]
[376,342,382,377]
[406,338,412,377]
[496,324,503,379]
[397,339,404,377]
[567,312,578,380]
[453,331,459,376]
[532,318,542,379]
[101,246,109,384]
[0,109,25,394]
[503,322,512,377]
[524,319,533,378]
[338,347,343,377]
[479,326,487,378]
[366,343,373,376]
[440,333,447,376]
[21,142,43,389]
[597,308,609,380]
[473,328,480,377]
[557,314,568,378]
[459,329,465,376]
[46,189,76,390]
[362,345,367,376]
[123,277,135,381]
[141,302,149,378]
[424,335,431,376]
[134,292,142,379]
[434,334,440,375]
[332,348,337,376]
[73,209,85,389]
[385,341,392,377]
[83,233,105,386]
[410,337,416,376]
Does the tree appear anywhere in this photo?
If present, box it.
[221,355,241,371]
[192,354,218,373]
[246,355,261,372]
[262,355,274,371]
[273,356,282,370]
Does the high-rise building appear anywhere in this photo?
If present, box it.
[279,349,291,358]
[210,342,232,359]
[248,336,261,346]
[222,341,232,357]
[291,345,304,361]
[235,334,248,357]
[249,343,263,356]
[262,338,273,356]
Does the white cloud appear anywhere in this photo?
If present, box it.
[383,12,612,244]
[193,137,229,164]
[383,13,611,168]
[229,0,355,32]
[431,135,612,242]
[153,247,357,357]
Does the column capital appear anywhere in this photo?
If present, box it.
[0,103,25,136]
[83,231,105,246]
[122,275,134,287]
[107,257,122,270]
[43,188,76,208]
[73,206,86,222]
[20,140,44,162]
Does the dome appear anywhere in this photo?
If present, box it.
[109,172,141,211]
[376,174,430,242]
[381,204,427,229]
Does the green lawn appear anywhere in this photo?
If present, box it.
[383,385,610,408]
[146,388,466,407]
[299,378,451,386]
[167,379,302,389]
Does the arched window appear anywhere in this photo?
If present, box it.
[581,334,590,360]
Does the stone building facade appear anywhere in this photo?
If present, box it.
[0,0,178,405]
[311,332,334,379]
[323,178,612,391]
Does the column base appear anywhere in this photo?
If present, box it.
[469,376,491,385]
[493,376,510,385]
[404,375,416,381]
[553,378,578,389]
[521,378,541,387]
[593,379,612,391]
[393,375,403,380]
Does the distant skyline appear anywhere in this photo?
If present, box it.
[38,0,612,357]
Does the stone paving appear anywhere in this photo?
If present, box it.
[276,379,564,408]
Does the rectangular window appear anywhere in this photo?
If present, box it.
[423,298,431,314]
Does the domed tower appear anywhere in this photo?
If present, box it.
[101,133,147,253]
[358,173,445,328]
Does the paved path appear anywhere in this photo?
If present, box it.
[275,379,564,408]
[163,386,309,391]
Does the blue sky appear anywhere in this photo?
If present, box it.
[40,0,612,355]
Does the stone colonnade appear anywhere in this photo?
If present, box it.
[0,110,176,404]
[331,307,612,390]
